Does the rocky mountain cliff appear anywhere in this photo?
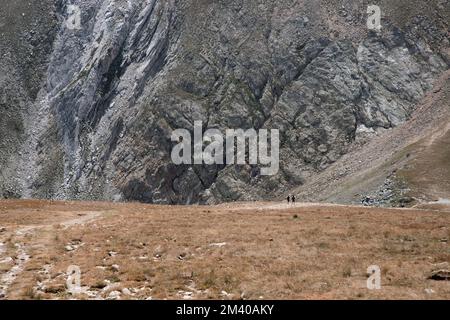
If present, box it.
[0,0,449,204]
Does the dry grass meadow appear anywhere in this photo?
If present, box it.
[0,200,450,300]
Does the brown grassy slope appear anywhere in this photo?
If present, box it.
[1,200,450,300]
[399,124,450,201]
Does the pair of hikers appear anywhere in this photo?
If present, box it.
[286,195,296,204]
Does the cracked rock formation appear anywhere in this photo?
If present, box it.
[0,0,449,204]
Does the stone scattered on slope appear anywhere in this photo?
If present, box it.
[428,270,450,281]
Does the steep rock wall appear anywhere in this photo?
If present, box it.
[1,0,449,204]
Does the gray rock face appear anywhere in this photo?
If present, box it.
[0,0,58,198]
[1,0,449,204]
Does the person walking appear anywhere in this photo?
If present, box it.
[286,195,290,204]
[292,195,296,204]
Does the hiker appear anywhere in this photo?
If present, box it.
[286,195,290,204]
[292,195,296,204]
